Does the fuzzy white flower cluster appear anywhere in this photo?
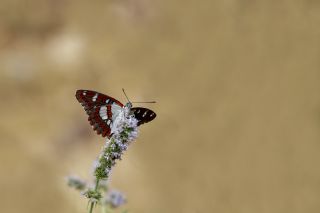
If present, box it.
[66,175,87,190]
[103,190,126,208]
[94,107,139,180]
[111,108,139,148]
[66,175,127,209]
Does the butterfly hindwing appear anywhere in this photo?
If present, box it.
[76,90,124,138]
[131,107,157,126]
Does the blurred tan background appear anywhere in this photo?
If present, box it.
[1,0,320,212]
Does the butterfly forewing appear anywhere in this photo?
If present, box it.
[76,90,123,108]
[76,90,124,138]
[131,107,157,126]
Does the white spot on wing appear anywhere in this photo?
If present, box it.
[92,93,98,102]
[142,111,147,117]
[106,99,110,103]
[99,106,108,118]
[107,120,111,125]
[137,110,140,113]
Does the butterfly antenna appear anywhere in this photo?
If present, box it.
[131,101,156,103]
[123,88,156,104]
[122,88,131,103]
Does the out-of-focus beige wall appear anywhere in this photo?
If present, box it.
[1,0,320,212]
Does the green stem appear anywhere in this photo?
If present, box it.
[94,178,100,191]
[88,178,100,213]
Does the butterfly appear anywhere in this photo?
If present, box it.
[75,89,156,138]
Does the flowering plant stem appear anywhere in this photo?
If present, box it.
[68,109,138,213]
[88,178,100,213]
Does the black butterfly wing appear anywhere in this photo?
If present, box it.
[131,107,157,126]
[75,90,124,138]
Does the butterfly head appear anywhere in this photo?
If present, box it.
[125,102,133,109]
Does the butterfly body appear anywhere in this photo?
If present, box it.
[76,90,156,138]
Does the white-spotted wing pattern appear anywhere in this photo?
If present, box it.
[76,90,156,139]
